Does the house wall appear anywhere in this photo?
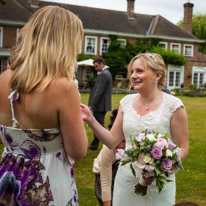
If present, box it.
[1,23,206,88]
[1,25,18,48]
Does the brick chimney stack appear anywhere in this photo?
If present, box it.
[28,0,39,8]
[183,2,194,34]
[127,0,135,19]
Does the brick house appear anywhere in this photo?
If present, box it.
[0,0,206,89]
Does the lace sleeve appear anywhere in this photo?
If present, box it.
[120,94,136,113]
[166,94,185,113]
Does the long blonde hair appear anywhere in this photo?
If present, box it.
[9,6,83,93]
[127,53,166,89]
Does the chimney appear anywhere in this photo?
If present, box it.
[183,2,194,34]
[28,0,39,8]
[127,0,135,19]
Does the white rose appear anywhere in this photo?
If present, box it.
[143,155,154,164]
[157,133,164,138]
[166,149,173,157]
[146,134,156,142]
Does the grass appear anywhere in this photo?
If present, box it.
[77,94,206,206]
[0,94,205,205]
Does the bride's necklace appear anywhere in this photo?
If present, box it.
[145,104,149,110]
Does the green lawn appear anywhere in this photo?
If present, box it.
[76,94,206,206]
[0,94,205,205]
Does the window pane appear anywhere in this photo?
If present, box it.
[86,38,95,54]
[193,73,198,85]
[171,44,180,53]
[199,73,204,86]
[159,43,166,49]
[185,45,192,56]
[102,39,109,53]
[169,72,174,86]
[118,39,126,48]
[175,72,180,87]
[84,67,93,80]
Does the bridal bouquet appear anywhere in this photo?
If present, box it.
[119,130,183,196]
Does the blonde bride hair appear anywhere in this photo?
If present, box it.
[127,53,166,89]
[9,6,83,93]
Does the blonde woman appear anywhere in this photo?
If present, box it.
[81,53,188,206]
[0,6,87,205]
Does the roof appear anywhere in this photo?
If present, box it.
[0,0,202,42]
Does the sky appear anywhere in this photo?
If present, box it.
[41,0,206,25]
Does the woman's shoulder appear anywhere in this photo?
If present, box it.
[163,93,184,112]
[48,77,76,96]
[0,69,12,82]
[120,93,137,106]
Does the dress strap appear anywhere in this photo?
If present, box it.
[8,89,20,128]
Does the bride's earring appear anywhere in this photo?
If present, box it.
[155,80,158,83]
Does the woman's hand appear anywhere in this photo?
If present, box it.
[80,104,95,126]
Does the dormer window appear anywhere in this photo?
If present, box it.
[184,44,193,57]
[170,43,181,54]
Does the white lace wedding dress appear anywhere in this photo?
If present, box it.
[113,92,184,206]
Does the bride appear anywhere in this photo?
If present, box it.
[81,53,188,206]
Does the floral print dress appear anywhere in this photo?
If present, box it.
[0,90,78,206]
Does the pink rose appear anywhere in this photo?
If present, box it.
[154,138,168,150]
[167,138,176,150]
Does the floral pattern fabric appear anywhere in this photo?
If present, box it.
[0,125,78,206]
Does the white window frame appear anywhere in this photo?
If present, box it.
[167,65,184,89]
[100,37,110,55]
[117,38,126,48]
[159,41,168,50]
[84,35,97,55]
[170,43,181,54]
[183,44,194,57]
[0,27,3,47]
[192,66,206,88]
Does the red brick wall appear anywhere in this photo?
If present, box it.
[2,25,18,48]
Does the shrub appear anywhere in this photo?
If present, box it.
[189,84,197,89]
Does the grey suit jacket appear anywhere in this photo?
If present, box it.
[88,68,112,112]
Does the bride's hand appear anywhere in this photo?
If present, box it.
[80,104,95,126]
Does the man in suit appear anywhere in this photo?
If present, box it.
[88,57,112,150]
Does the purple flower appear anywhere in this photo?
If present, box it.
[161,159,173,171]
[167,138,176,150]
[151,147,162,159]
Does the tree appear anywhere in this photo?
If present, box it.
[177,14,206,54]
